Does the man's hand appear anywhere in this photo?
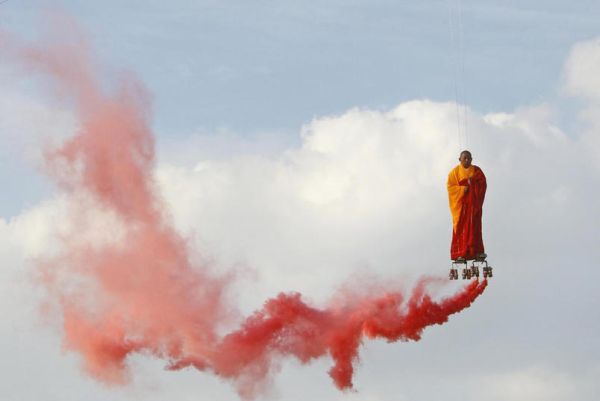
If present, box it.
[464,178,472,193]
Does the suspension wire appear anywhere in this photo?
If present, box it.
[447,0,462,150]
[447,0,469,151]
[456,0,469,149]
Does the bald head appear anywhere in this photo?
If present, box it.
[459,150,472,168]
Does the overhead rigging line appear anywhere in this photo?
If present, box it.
[457,0,469,148]
[447,0,469,150]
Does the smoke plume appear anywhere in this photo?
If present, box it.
[1,15,487,398]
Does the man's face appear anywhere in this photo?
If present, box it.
[459,152,472,168]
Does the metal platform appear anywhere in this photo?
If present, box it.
[449,257,493,280]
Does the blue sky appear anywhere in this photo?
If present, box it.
[2,0,600,134]
[2,0,600,218]
[1,2,600,401]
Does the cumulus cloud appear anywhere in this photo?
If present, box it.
[563,38,600,100]
[562,38,600,170]
[2,34,600,401]
[153,97,583,307]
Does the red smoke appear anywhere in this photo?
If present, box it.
[2,16,487,399]
[205,278,486,396]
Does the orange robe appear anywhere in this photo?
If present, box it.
[447,164,486,260]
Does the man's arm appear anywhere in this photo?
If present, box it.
[447,168,466,230]
[447,169,465,199]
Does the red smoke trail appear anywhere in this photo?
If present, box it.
[2,16,487,399]
[205,277,486,395]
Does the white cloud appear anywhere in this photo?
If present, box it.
[563,38,600,100]
[2,36,600,401]
[155,96,582,307]
[562,38,600,169]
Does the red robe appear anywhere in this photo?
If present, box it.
[447,165,487,260]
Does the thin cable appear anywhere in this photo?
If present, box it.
[456,0,469,149]
[447,0,464,150]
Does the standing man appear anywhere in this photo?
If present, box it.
[447,150,487,261]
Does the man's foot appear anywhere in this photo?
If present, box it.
[454,257,467,263]
[476,253,487,261]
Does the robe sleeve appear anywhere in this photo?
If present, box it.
[447,167,465,233]
[471,167,487,208]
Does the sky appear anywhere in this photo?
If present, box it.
[1,1,600,401]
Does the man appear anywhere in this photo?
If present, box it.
[447,150,487,261]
